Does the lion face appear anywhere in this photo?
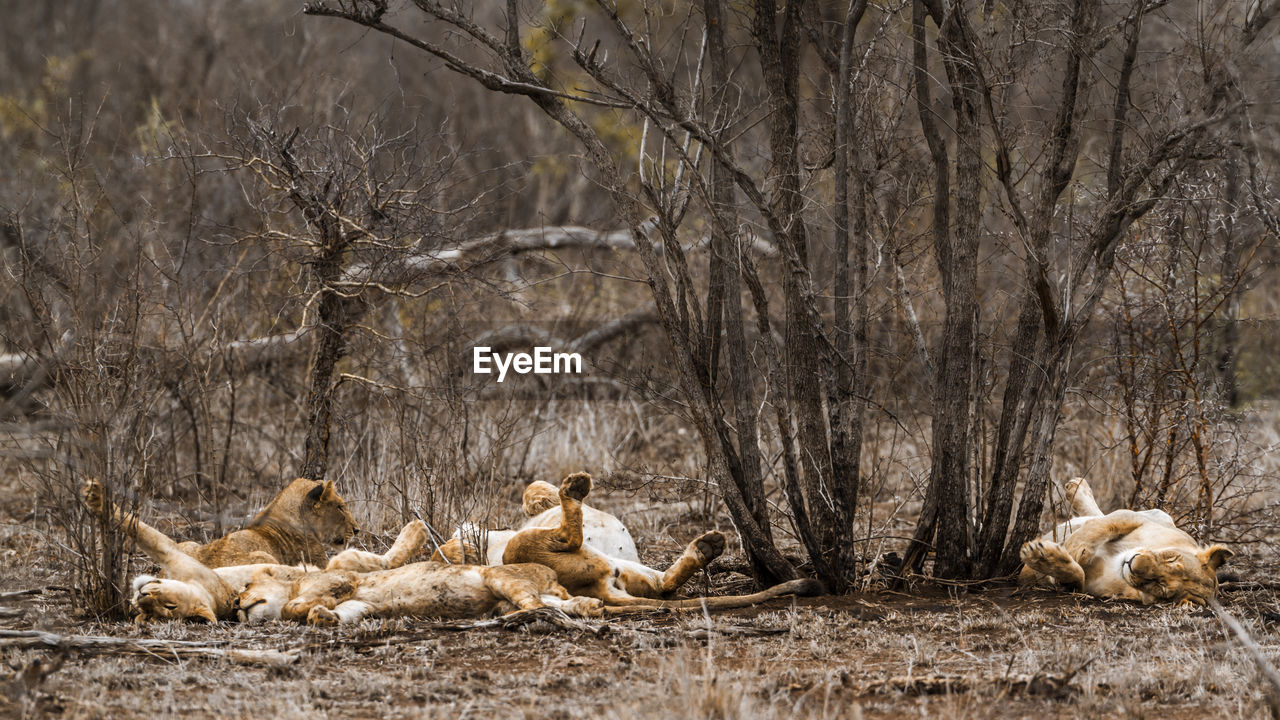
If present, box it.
[1125,544,1232,606]
[236,568,296,623]
[302,480,360,548]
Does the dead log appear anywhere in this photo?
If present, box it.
[339,223,778,287]
[0,629,299,667]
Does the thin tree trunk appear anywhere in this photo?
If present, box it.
[826,0,870,591]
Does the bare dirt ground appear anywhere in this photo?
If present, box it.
[3,476,1279,720]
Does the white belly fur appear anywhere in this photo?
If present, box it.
[450,504,639,565]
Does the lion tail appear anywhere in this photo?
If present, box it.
[601,578,823,614]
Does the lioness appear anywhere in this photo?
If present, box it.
[84,479,417,622]
[501,472,804,607]
[176,477,359,567]
[431,477,638,565]
[85,480,603,624]
[1019,477,1232,606]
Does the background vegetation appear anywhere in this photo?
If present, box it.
[1,0,1278,616]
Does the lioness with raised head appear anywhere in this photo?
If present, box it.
[1019,477,1232,606]
[176,477,359,567]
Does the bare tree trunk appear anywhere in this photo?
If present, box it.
[826,0,870,591]
[1216,151,1242,408]
[299,284,354,481]
[906,0,982,579]
[702,0,777,581]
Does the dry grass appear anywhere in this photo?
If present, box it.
[3,575,1278,719]
[2,397,1278,719]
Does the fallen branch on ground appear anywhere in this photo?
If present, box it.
[1221,581,1280,592]
[0,629,299,667]
[856,670,1080,697]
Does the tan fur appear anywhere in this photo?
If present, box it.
[277,561,604,625]
[83,479,414,622]
[186,477,359,567]
[87,475,818,625]
[430,478,637,565]
[1019,477,1233,606]
[502,473,822,609]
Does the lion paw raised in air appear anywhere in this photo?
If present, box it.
[693,531,727,564]
[1021,539,1072,570]
[401,519,428,548]
[307,605,341,626]
[560,472,592,502]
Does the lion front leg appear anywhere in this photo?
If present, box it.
[615,530,727,598]
[484,565,559,612]
[326,520,427,572]
[1060,511,1147,566]
[1020,539,1086,588]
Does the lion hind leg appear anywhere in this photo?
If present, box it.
[503,474,590,564]
[551,473,590,550]
[1020,539,1086,587]
[83,480,234,615]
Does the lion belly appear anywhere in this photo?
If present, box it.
[520,506,638,561]
[459,508,639,565]
[352,564,500,618]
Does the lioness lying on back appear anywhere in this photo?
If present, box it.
[176,477,359,567]
[442,472,821,608]
[432,477,639,565]
[1019,477,1232,606]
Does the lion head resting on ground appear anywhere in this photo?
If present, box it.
[180,477,359,568]
[1019,477,1232,606]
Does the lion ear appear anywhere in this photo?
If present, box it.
[321,480,337,499]
[306,482,325,504]
[1200,544,1233,570]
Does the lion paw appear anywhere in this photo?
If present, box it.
[400,519,428,550]
[564,596,604,618]
[560,472,592,502]
[307,605,340,626]
[1063,477,1087,497]
[1020,539,1074,574]
[693,531,727,564]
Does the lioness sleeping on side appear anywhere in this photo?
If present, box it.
[1019,477,1232,606]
